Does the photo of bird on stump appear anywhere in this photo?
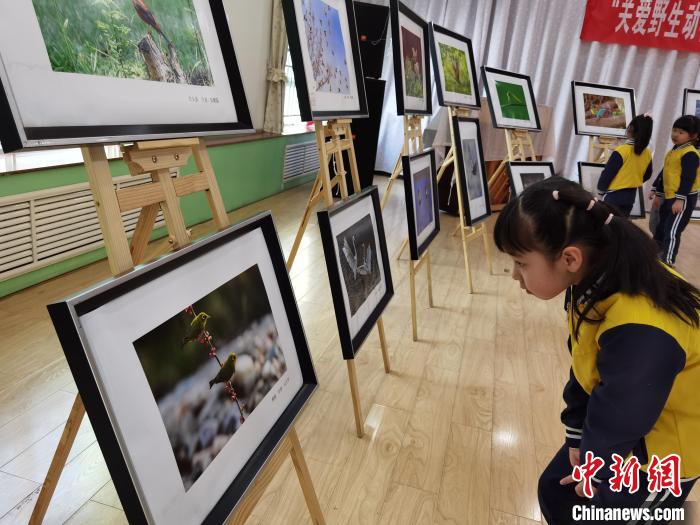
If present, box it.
[133,264,288,491]
[31,0,213,85]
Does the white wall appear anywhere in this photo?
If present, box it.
[223,0,273,130]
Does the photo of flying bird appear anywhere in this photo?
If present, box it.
[209,353,237,389]
[182,312,210,347]
[132,0,172,46]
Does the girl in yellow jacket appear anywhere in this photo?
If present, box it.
[651,115,700,266]
[597,114,653,217]
[494,177,700,524]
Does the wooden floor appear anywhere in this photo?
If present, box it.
[1,177,699,525]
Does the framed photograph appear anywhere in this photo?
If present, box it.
[402,149,440,260]
[47,212,316,524]
[506,161,554,196]
[317,186,394,359]
[0,0,252,152]
[571,81,635,138]
[482,66,540,131]
[429,23,479,109]
[452,116,491,226]
[390,0,432,115]
[683,88,700,117]
[282,0,368,121]
[577,161,645,219]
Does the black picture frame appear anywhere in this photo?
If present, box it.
[482,66,541,131]
[282,0,369,121]
[0,0,253,152]
[577,161,646,219]
[683,88,700,118]
[506,161,555,197]
[390,0,432,116]
[451,116,491,226]
[317,186,394,360]
[402,149,440,260]
[571,81,636,138]
[428,23,480,109]
[47,212,316,525]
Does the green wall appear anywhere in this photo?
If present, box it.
[0,132,315,297]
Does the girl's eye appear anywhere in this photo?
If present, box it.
[515,261,525,267]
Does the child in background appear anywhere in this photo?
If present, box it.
[596,114,653,217]
[494,177,700,524]
[651,115,700,266]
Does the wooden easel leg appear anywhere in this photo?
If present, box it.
[395,238,409,260]
[29,395,85,525]
[481,223,494,275]
[286,174,323,271]
[377,317,390,373]
[380,155,402,210]
[151,168,190,250]
[193,140,229,230]
[409,261,418,341]
[130,203,159,265]
[346,360,364,438]
[460,227,474,294]
[436,147,454,184]
[288,429,326,525]
[426,251,434,308]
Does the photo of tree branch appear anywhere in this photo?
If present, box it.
[32,0,213,85]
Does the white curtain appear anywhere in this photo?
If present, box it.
[371,0,700,179]
[262,0,288,134]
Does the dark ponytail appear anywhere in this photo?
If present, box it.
[628,114,653,154]
[494,178,700,339]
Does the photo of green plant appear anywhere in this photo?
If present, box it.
[132,264,287,491]
[438,42,471,95]
[31,0,213,85]
[495,80,529,120]
[401,26,423,98]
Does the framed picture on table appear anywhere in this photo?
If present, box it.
[506,161,554,197]
[0,0,252,152]
[282,0,368,121]
[571,81,636,138]
[390,0,431,115]
[317,187,394,359]
[428,23,479,109]
[482,66,540,131]
[47,212,317,524]
[451,116,491,225]
[577,161,645,219]
[402,149,440,260]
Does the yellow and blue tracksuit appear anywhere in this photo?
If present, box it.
[651,142,699,265]
[597,142,653,217]
[538,275,700,524]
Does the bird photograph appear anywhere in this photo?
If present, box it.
[31,0,214,85]
[131,265,289,490]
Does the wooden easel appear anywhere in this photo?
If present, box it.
[588,135,621,163]
[30,139,324,525]
[439,106,494,294]
[380,114,424,211]
[286,119,360,271]
[346,318,391,438]
[487,128,537,209]
[407,248,434,341]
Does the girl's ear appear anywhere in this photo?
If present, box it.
[561,246,584,273]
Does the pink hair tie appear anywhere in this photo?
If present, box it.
[586,199,596,211]
[552,190,560,200]
[604,213,614,225]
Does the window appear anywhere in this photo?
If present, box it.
[0,144,122,174]
[282,48,309,133]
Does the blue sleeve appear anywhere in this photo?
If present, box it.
[643,161,653,183]
[579,324,686,485]
[675,152,699,198]
[561,366,589,448]
[597,152,624,193]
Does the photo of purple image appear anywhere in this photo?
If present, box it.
[302,0,351,94]
[695,100,700,118]
[413,165,434,235]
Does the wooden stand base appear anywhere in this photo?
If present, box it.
[345,317,390,438]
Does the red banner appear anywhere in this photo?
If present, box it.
[580,0,700,53]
